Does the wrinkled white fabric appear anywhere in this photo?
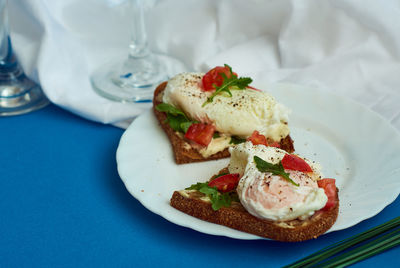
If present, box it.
[8,0,400,129]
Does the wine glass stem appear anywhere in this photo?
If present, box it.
[128,0,149,59]
[0,0,11,64]
[0,0,20,78]
[0,0,49,115]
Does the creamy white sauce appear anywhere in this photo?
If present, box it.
[199,136,231,158]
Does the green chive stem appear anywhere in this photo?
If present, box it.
[283,216,400,268]
[319,228,400,268]
[337,238,400,267]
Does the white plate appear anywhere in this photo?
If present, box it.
[116,83,400,240]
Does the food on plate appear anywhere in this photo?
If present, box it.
[153,64,294,164]
[170,141,339,242]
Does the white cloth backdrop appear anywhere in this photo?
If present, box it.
[8,0,400,130]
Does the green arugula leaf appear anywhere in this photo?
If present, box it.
[165,113,186,132]
[180,121,194,133]
[186,182,207,191]
[156,103,197,133]
[210,193,230,210]
[254,156,299,186]
[199,186,217,196]
[185,182,234,211]
[202,64,253,106]
[213,132,221,139]
[156,103,188,119]
[230,136,246,144]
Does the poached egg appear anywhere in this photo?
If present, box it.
[162,72,290,141]
[229,142,327,221]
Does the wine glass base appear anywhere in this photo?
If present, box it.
[0,80,50,116]
[91,54,186,103]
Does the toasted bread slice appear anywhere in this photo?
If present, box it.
[170,168,339,242]
[153,82,295,164]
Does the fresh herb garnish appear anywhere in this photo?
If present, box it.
[230,136,246,145]
[186,182,234,210]
[180,121,193,133]
[202,64,252,106]
[156,103,197,133]
[254,156,299,186]
[213,132,221,139]
[156,103,187,118]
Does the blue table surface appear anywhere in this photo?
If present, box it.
[1,104,399,268]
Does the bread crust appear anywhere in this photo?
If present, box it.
[153,82,295,164]
[170,168,339,242]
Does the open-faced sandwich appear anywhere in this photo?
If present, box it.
[170,141,339,242]
[153,64,294,164]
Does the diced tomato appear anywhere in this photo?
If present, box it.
[208,173,240,192]
[202,66,237,91]
[317,178,338,211]
[184,123,215,146]
[281,154,313,172]
[247,131,268,146]
[269,142,281,148]
[247,131,281,148]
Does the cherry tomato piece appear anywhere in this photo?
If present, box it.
[208,173,240,192]
[184,123,215,146]
[281,154,313,172]
[202,66,236,91]
[269,142,281,148]
[247,131,268,146]
[317,178,338,211]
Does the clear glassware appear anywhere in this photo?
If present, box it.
[0,0,49,116]
[91,0,185,103]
